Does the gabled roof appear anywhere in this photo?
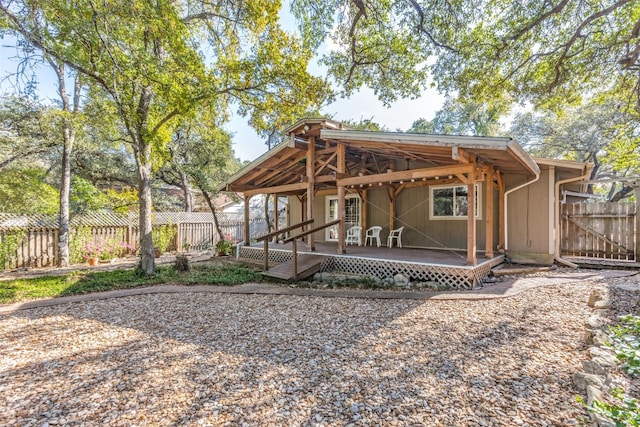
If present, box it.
[221,119,544,194]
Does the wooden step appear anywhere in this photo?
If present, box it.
[261,254,327,281]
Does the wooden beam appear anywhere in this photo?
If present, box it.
[497,170,505,251]
[387,187,395,233]
[337,142,346,254]
[452,146,470,163]
[272,194,279,243]
[243,194,252,246]
[362,189,368,233]
[485,166,494,258]
[243,182,308,197]
[467,171,477,266]
[315,151,338,175]
[307,136,316,251]
[337,164,474,187]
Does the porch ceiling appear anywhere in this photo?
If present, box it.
[221,121,540,194]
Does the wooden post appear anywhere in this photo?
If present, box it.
[635,183,640,262]
[485,166,494,258]
[306,136,316,251]
[362,189,368,232]
[467,167,477,265]
[243,194,252,246]
[496,171,505,251]
[292,239,298,281]
[337,142,346,254]
[272,194,279,243]
[175,221,182,253]
[263,238,269,271]
[388,187,395,234]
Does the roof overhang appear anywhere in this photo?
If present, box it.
[321,129,541,176]
[220,120,545,194]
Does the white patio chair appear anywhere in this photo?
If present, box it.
[387,226,404,248]
[364,226,382,247]
[345,226,363,246]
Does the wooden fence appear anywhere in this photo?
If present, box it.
[0,212,271,269]
[560,201,638,261]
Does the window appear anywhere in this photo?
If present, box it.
[326,195,361,241]
[430,184,482,219]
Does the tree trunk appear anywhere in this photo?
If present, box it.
[264,193,272,235]
[136,139,155,274]
[180,170,193,212]
[52,61,81,267]
[199,186,224,241]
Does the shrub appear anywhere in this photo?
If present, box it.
[0,228,26,270]
[152,223,176,253]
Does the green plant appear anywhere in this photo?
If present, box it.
[0,263,261,304]
[70,226,93,263]
[0,228,26,270]
[608,315,640,376]
[215,239,233,256]
[577,315,640,426]
[578,388,640,427]
[152,223,176,253]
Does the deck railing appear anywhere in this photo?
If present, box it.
[282,219,341,280]
[255,219,314,272]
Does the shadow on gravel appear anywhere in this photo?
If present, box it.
[0,281,599,426]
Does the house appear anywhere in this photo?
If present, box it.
[220,118,590,288]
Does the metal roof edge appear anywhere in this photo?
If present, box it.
[320,129,514,146]
[506,140,541,175]
[283,118,345,134]
[532,156,591,170]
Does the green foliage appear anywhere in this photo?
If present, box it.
[0,96,57,170]
[0,167,59,214]
[215,239,234,256]
[152,223,176,253]
[0,228,26,270]
[409,96,510,136]
[2,0,331,274]
[577,315,640,426]
[70,176,110,214]
[69,226,93,264]
[509,99,640,201]
[0,263,261,303]
[291,1,640,110]
[579,388,640,427]
[609,315,640,376]
[342,117,388,131]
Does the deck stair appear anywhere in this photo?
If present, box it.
[261,254,327,281]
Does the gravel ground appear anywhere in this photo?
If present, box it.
[0,278,625,426]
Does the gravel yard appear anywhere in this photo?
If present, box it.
[0,280,610,426]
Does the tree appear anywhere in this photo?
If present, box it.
[0,95,55,169]
[291,1,640,108]
[407,97,509,136]
[49,61,82,267]
[509,100,640,200]
[168,112,242,241]
[2,0,329,273]
[0,166,58,214]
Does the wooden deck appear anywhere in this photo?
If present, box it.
[238,242,504,289]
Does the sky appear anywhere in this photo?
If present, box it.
[0,10,446,163]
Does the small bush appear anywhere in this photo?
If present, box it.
[175,255,190,272]
[0,228,26,270]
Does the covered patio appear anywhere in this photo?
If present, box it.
[221,118,540,289]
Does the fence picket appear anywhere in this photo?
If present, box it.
[0,212,271,269]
